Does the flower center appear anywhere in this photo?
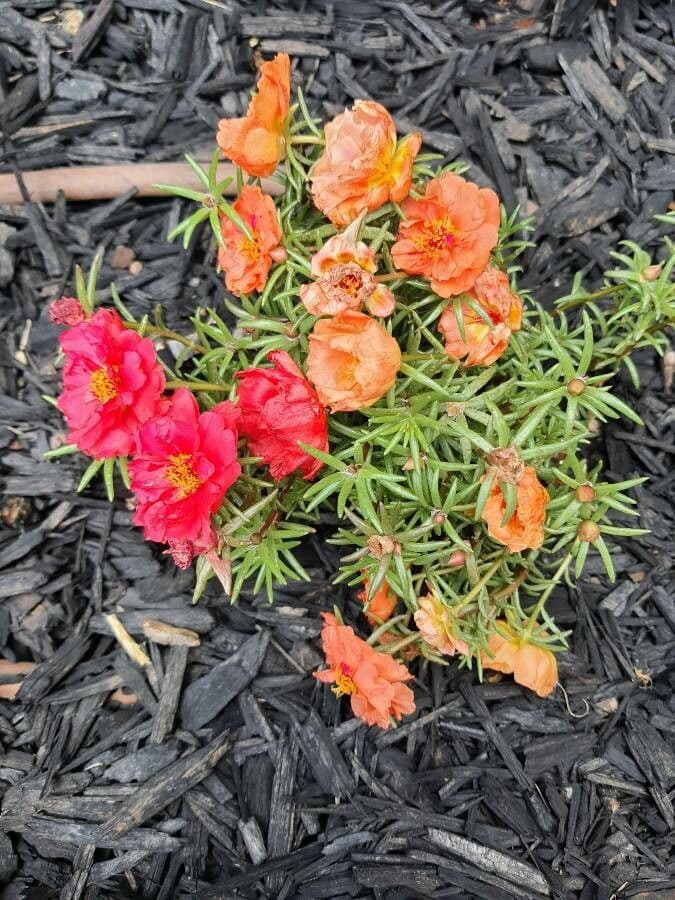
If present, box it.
[239,233,261,262]
[90,367,118,403]
[331,663,356,698]
[413,219,454,259]
[165,453,201,497]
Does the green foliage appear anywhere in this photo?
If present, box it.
[61,100,675,663]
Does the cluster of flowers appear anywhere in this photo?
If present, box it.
[50,53,666,731]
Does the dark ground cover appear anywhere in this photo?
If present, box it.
[0,1,674,898]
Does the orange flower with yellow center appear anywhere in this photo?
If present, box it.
[392,172,500,297]
[310,100,421,227]
[439,267,522,366]
[216,53,290,178]
[217,186,287,296]
[314,613,415,729]
[301,216,395,317]
[481,621,558,697]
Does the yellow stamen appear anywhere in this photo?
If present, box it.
[331,667,356,698]
[165,453,201,497]
[238,236,261,262]
[90,368,118,403]
[413,219,454,259]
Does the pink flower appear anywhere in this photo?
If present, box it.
[57,308,165,458]
[129,389,240,550]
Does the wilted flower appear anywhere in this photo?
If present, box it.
[129,389,240,551]
[481,620,558,697]
[300,217,395,317]
[49,296,87,326]
[357,577,398,626]
[306,310,401,412]
[413,593,469,657]
[481,466,549,552]
[57,308,165,458]
[438,266,522,366]
[314,612,415,729]
[391,172,500,297]
[216,53,290,178]
[235,350,329,480]
[310,101,421,227]
[217,186,287,296]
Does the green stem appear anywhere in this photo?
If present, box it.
[376,632,420,655]
[165,380,230,392]
[127,323,205,354]
[557,283,624,310]
[401,352,448,362]
[366,613,409,646]
[523,554,572,636]
[456,551,508,611]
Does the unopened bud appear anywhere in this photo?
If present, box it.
[448,550,466,568]
[641,264,662,282]
[367,534,401,559]
[575,483,596,503]
[567,377,586,397]
[432,510,446,525]
[445,402,465,418]
[578,521,600,542]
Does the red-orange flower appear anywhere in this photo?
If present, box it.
[413,593,469,657]
[217,186,287,296]
[300,217,394,317]
[438,266,522,366]
[306,310,401,412]
[481,466,549,552]
[314,613,415,729]
[310,100,422,227]
[357,577,398,626]
[391,173,500,297]
[216,53,290,178]
[481,621,558,697]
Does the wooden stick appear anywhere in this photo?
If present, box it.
[0,162,282,205]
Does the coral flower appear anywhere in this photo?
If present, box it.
[481,621,558,697]
[413,593,469,657]
[129,388,241,550]
[217,186,287,296]
[391,172,500,297]
[49,296,87,326]
[310,100,422,227]
[314,613,415,729]
[216,53,290,178]
[57,308,165,459]
[306,310,401,412]
[438,266,522,366]
[300,217,395,317]
[235,350,328,481]
[481,466,549,553]
[357,577,398,626]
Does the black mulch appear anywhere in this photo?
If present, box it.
[1,1,674,898]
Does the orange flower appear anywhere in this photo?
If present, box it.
[217,186,287,295]
[481,466,549,552]
[438,267,522,366]
[357,577,398,626]
[413,593,469,657]
[481,621,558,697]
[310,101,422,227]
[300,217,395,317]
[314,612,415,728]
[391,173,500,297]
[306,310,401,412]
[217,53,290,177]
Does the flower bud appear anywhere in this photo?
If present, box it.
[641,264,662,282]
[567,377,586,396]
[578,521,600,542]
[367,534,401,558]
[575,483,596,503]
[432,510,446,525]
[448,550,466,568]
